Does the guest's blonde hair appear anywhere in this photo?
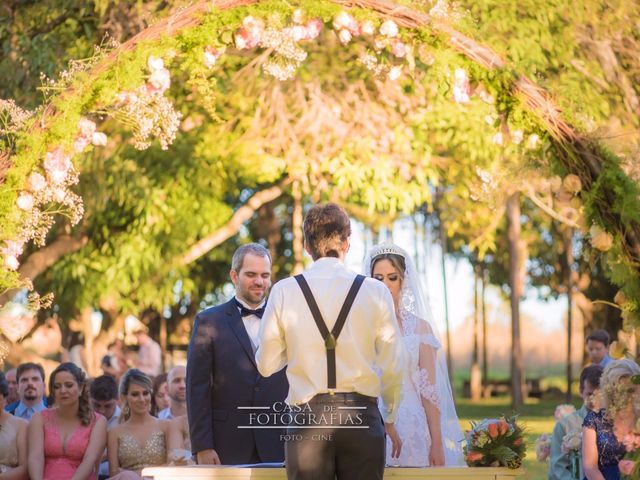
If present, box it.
[600,359,640,417]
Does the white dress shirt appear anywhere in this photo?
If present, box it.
[257,257,405,423]
[236,296,264,350]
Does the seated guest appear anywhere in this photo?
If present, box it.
[586,329,613,368]
[28,363,107,480]
[5,369,19,406]
[90,376,121,479]
[548,365,603,480]
[157,366,186,420]
[6,363,48,420]
[150,373,168,417]
[167,415,193,466]
[0,371,28,479]
[583,359,640,480]
[107,369,176,479]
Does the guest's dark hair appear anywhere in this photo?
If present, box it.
[151,372,168,416]
[579,364,604,392]
[371,253,407,282]
[50,362,93,426]
[90,375,118,401]
[586,329,610,347]
[303,203,351,260]
[17,362,45,382]
[231,243,271,272]
[0,371,9,398]
[119,369,153,421]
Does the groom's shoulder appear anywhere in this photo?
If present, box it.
[195,300,233,320]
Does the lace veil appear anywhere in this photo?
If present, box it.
[364,242,465,466]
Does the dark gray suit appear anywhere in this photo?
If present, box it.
[187,299,288,464]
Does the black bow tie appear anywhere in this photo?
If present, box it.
[235,299,265,319]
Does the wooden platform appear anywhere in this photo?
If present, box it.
[142,466,525,480]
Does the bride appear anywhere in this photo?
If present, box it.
[365,243,465,467]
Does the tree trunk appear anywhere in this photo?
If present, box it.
[507,193,525,409]
[564,226,574,402]
[470,262,482,402]
[482,266,489,398]
[437,208,454,385]
[291,181,304,275]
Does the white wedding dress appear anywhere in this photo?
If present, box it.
[365,243,466,467]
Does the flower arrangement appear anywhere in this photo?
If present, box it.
[535,433,551,462]
[554,404,576,421]
[561,413,584,479]
[463,416,526,469]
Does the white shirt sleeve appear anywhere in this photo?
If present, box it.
[375,286,406,424]
[256,283,288,377]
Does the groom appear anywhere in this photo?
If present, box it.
[187,243,288,465]
[257,203,405,480]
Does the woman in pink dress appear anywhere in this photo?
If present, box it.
[28,363,107,480]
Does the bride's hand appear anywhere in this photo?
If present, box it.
[428,440,445,466]
[384,423,402,459]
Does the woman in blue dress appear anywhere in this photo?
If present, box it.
[582,359,640,480]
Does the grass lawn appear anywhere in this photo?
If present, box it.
[456,397,571,480]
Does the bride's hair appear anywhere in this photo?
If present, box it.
[371,253,406,282]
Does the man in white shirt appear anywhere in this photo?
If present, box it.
[134,328,162,377]
[158,365,186,419]
[187,243,288,465]
[257,203,405,480]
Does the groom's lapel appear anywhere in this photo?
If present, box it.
[226,301,257,368]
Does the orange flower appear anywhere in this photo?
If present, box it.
[513,437,523,446]
[498,420,509,435]
[488,423,499,439]
[467,451,484,462]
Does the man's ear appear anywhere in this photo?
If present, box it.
[229,269,238,286]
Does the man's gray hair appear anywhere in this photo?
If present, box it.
[231,243,272,272]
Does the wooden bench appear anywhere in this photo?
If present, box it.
[142,466,525,479]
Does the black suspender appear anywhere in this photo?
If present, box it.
[294,274,365,390]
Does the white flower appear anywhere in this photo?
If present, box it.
[360,20,375,36]
[16,192,34,211]
[234,32,249,50]
[388,66,402,81]
[527,133,540,149]
[292,9,304,24]
[379,20,398,38]
[512,129,524,145]
[92,132,108,146]
[305,19,323,40]
[590,224,613,252]
[4,255,19,271]
[28,172,46,192]
[338,29,352,44]
[333,12,358,34]
[289,25,307,42]
[77,118,96,138]
[452,68,471,104]
[44,148,72,185]
[3,240,24,258]
[73,137,91,153]
[53,188,67,202]
[492,132,504,146]
[478,89,495,104]
[203,46,222,68]
[147,68,171,94]
[147,56,164,72]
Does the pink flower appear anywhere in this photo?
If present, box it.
[333,12,358,34]
[147,56,164,72]
[73,137,91,153]
[289,25,307,42]
[554,404,576,421]
[492,132,504,146]
[52,188,67,202]
[388,66,402,81]
[453,68,471,104]
[391,40,407,58]
[203,46,222,68]
[338,29,352,44]
[77,118,96,138]
[4,255,19,271]
[360,20,375,36]
[44,148,72,184]
[619,460,636,476]
[379,20,399,38]
[147,68,171,95]
[28,172,46,192]
[235,15,264,49]
[92,132,107,146]
[305,19,323,40]
[16,192,34,211]
[3,240,24,258]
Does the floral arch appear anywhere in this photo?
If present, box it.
[1,0,639,338]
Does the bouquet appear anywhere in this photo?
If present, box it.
[535,433,551,462]
[561,413,584,480]
[554,404,576,421]
[618,418,640,479]
[463,415,526,469]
